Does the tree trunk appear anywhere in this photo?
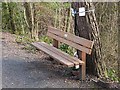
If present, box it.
[7,3,16,34]
[54,9,58,28]
[30,3,35,39]
[67,7,72,33]
[58,8,61,29]
[23,2,32,38]
[72,2,107,78]
[85,2,107,78]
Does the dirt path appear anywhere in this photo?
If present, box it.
[2,32,101,88]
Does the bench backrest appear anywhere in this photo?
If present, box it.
[47,26,94,54]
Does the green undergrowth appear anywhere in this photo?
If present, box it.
[39,36,52,45]
[15,34,38,53]
[15,34,34,44]
[59,43,74,56]
[106,68,120,83]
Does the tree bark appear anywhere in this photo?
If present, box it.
[85,2,107,78]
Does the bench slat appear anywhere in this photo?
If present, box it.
[37,42,84,65]
[32,42,74,67]
[47,32,92,54]
[48,26,94,49]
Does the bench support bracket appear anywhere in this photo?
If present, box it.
[53,39,58,48]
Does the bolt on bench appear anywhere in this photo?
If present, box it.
[31,26,94,80]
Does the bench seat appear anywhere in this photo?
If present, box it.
[32,42,84,67]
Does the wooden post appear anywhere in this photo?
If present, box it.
[53,39,58,48]
[79,52,86,80]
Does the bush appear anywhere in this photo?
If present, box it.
[59,43,74,56]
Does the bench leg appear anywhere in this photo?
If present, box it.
[79,52,86,81]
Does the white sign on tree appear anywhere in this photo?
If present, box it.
[79,7,85,16]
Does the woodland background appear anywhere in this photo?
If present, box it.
[1,2,119,82]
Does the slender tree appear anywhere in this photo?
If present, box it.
[23,2,32,37]
[7,3,16,34]
[118,1,120,80]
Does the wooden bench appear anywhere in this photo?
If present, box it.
[32,26,94,80]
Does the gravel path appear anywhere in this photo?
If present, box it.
[2,32,101,88]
